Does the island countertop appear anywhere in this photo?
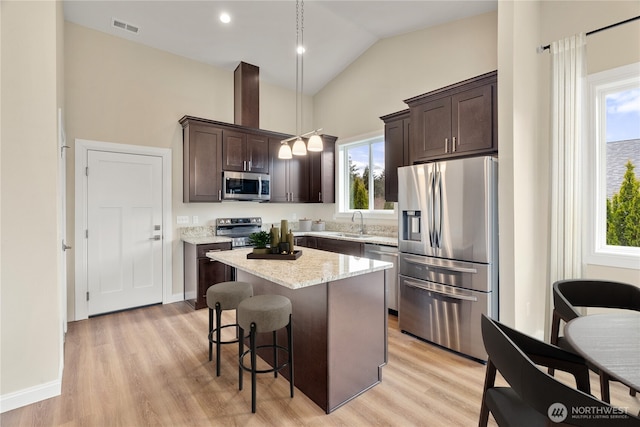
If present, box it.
[207,247,392,290]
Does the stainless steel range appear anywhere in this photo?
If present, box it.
[215,217,262,247]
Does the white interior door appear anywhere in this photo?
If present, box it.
[87,150,163,316]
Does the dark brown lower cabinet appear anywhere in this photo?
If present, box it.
[297,236,363,257]
[184,242,233,310]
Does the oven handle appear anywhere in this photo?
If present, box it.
[403,255,478,274]
[403,279,478,302]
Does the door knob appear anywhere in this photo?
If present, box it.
[62,240,72,251]
[150,235,161,241]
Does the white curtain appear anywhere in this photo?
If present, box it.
[549,33,587,285]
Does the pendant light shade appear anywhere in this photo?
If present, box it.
[278,142,293,159]
[307,133,323,152]
[292,137,307,156]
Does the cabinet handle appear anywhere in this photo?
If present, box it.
[444,138,448,153]
[243,160,247,171]
[218,190,222,201]
[452,136,456,152]
[319,192,322,202]
[248,160,252,171]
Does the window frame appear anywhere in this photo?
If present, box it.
[336,132,396,219]
[584,62,640,270]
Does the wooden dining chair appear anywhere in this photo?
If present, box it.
[550,279,640,402]
[479,314,640,427]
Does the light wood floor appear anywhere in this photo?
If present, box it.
[2,302,638,426]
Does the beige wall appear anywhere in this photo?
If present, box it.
[64,22,336,317]
[1,0,63,404]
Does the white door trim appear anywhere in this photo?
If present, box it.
[74,139,172,320]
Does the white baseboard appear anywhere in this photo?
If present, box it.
[0,379,61,413]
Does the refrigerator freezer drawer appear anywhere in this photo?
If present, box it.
[399,253,495,293]
[398,275,494,361]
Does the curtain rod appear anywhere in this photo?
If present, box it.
[537,15,640,53]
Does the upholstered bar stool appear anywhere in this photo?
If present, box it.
[206,281,253,376]
[237,294,294,413]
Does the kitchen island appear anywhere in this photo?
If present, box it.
[207,246,392,413]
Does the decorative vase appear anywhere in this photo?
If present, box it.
[252,247,270,255]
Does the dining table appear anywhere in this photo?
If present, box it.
[564,312,640,403]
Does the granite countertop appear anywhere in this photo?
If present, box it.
[181,235,233,245]
[181,231,397,247]
[207,247,392,290]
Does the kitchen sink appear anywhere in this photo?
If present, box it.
[336,232,371,239]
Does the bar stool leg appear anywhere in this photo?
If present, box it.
[273,331,278,378]
[288,315,294,398]
[238,326,244,391]
[215,302,222,377]
[208,308,214,362]
[250,323,257,414]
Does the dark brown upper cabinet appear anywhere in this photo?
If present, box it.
[380,110,410,203]
[181,115,337,204]
[309,135,337,203]
[222,130,269,173]
[181,121,223,203]
[405,71,497,164]
[268,138,310,203]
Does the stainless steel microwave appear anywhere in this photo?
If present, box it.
[222,171,270,201]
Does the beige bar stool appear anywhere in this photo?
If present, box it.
[237,294,294,413]
[206,281,253,376]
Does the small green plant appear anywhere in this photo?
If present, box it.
[248,231,271,248]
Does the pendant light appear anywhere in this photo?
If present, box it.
[278,0,323,159]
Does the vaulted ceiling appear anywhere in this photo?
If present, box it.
[63,1,497,95]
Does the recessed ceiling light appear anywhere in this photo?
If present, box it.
[219,12,231,24]
[296,45,305,55]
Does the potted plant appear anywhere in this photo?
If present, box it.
[248,231,271,254]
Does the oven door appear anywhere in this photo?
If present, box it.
[398,274,491,361]
[222,171,270,201]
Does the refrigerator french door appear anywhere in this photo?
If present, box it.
[397,156,498,361]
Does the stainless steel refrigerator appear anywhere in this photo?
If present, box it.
[397,156,498,361]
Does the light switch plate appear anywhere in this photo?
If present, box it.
[177,216,189,225]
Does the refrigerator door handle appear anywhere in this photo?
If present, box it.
[427,171,435,248]
[403,255,478,274]
[403,279,479,302]
[435,169,443,248]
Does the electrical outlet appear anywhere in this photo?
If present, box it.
[177,216,189,225]
[192,216,199,224]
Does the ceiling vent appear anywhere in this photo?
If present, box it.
[111,18,139,35]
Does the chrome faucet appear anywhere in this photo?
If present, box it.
[351,210,364,235]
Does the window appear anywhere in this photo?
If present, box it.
[585,62,640,269]
[337,135,394,214]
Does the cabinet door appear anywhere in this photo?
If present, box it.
[197,258,231,310]
[308,136,336,203]
[451,84,494,154]
[410,97,451,163]
[184,124,223,202]
[246,133,269,173]
[268,138,290,202]
[222,130,247,171]
[288,156,310,202]
[384,118,409,202]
